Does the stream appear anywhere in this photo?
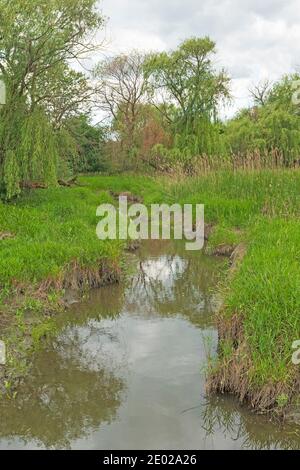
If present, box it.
[0,240,299,450]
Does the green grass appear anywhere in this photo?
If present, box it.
[80,174,165,205]
[0,185,122,286]
[0,175,164,391]
[0,170,300,407]
[168,169,300,403]
[226,218,300,385]
[170,169,300,223]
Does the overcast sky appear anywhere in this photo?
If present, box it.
[99,0,300,118]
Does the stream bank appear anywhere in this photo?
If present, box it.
[1,239,299,449]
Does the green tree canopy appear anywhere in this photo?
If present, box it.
[0,0,104,198]
[226,74,300,165]
[144,37,230,158]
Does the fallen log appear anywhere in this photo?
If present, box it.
[58,176,78,187]
[20,181,47,189]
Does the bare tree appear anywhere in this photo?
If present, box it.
[249,79,272,106]
[94,51,148,165]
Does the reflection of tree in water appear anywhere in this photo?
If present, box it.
[125,240,222,326]
[0,240,223,449]
[201,396,300,450]
[0,285,127,449]
[0,344,124,449]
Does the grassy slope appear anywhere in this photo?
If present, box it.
[169,170,300,412]
[0,175,162,390]
[0,170,299,411]
[0,175,160,288]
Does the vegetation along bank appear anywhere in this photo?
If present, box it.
[0,1,300,420]
[0,172,299,422]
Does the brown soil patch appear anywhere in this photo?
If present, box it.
[0,232,15,241]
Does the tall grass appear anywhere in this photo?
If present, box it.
[0,175,166,288]
[1,170,299,407]
[0,186,122,286]
[168,168,300,408]
[156,149,300,177]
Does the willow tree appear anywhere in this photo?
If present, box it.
[0,0,104,198]
[226,74,300,165]
[144,37,230,158]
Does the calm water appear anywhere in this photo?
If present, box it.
[0,240,299,450]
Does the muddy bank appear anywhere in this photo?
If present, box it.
[205,235,300,420]
[207,305,300,419]
[1,222,298,421]
[0,241,300,450]
[0,259,121,395]
[1,239,299,450]
[0,226,218,396]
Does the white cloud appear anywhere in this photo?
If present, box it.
[98,0,300,117]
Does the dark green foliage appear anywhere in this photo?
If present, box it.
[0,0,104,199]
[66,115,110,173]
[226,74,300,165]
[144,37,230,160]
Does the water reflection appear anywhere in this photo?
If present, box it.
[0,240,299,450]
[126,240,221,324]
[201,396,300,450]
[0,348,123,449]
